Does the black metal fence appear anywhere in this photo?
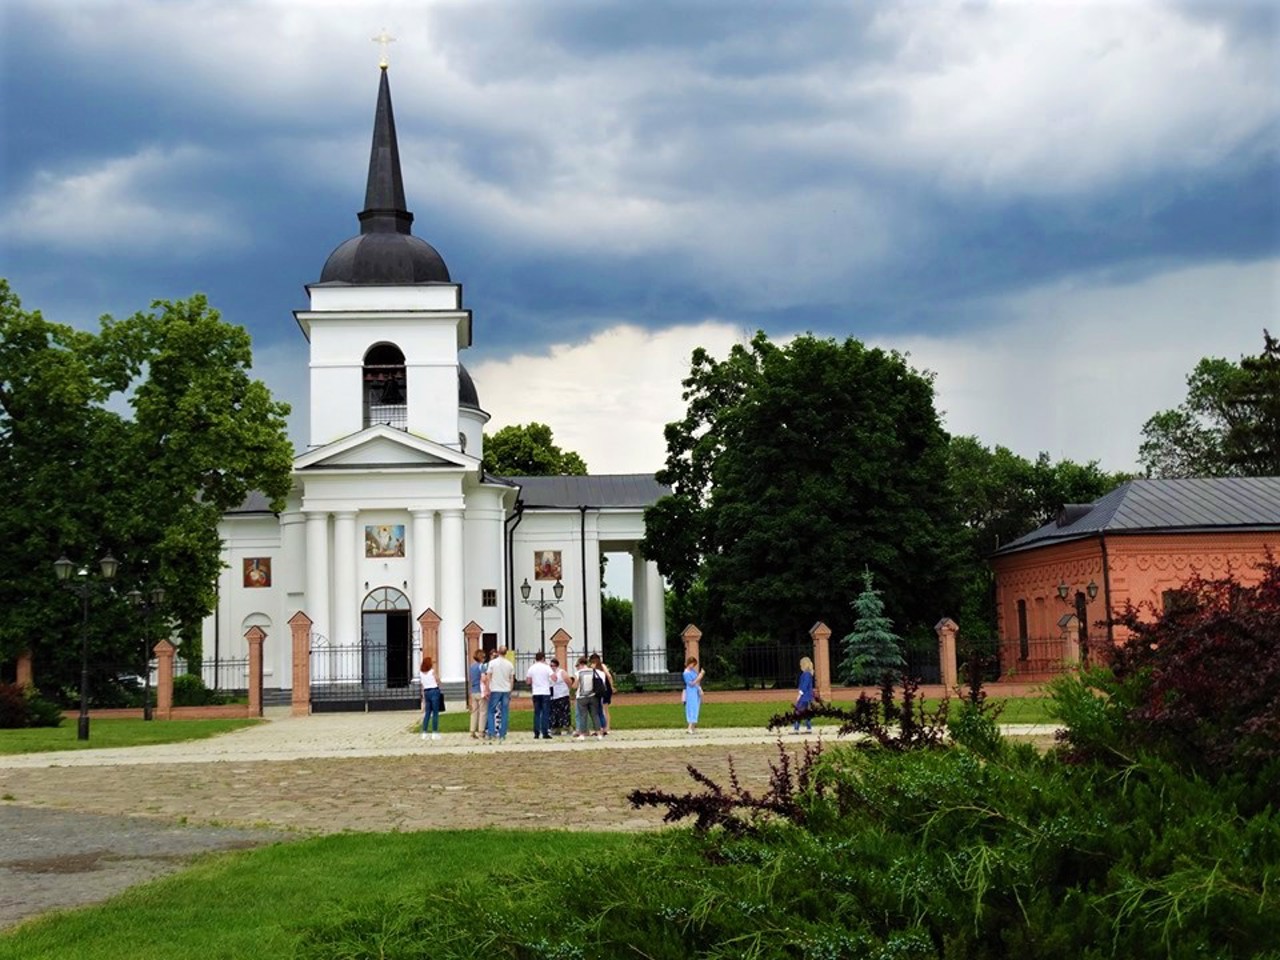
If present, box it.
[309,634,422,712]
[623,647,682,690]
[738,641,810,690]
[174,657,252,695]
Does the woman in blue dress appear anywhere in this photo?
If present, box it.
[793,656,815,734]
[683,657,704,734]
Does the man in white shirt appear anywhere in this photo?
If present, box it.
[526,651,555,740]
[485,646,516,742]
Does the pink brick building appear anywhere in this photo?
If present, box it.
[989,477,1280,682]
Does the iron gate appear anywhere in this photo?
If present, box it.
[308,630,422,712]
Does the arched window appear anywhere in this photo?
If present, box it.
[362,587,411,612]
[363,343,407,430]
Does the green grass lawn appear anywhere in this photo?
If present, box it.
[0,830,640,960]
[0,718,262,755]
[421,695,1054,734]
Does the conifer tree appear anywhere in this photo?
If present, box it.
[839,569,906,684]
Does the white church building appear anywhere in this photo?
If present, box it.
[201,66,669,704]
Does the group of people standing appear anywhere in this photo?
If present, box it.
[418,650,817,742]
[445,647,618,743]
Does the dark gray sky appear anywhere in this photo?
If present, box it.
[3,0,1277,472]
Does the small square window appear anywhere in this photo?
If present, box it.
[481,589,497,607]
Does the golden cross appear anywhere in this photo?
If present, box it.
[372,28,396,68]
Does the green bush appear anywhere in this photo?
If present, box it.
[23,690,64,727]
[0,682,65,728]
[172,673,228,707]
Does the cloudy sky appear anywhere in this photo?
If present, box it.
[3,0,1277,476]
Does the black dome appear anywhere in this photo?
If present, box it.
[320,232,451,284]
[459,363,480,409]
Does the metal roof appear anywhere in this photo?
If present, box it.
[994,476,1280,556]
[512,474,670,509]
[226,490,276,515]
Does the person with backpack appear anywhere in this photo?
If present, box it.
[589,653,614,735]
[571,656,601,740]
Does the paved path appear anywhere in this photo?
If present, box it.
[0,711,1059,930]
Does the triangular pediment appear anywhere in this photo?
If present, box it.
[295,425,475,472]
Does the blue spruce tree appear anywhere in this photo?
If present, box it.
[840,569,906,685]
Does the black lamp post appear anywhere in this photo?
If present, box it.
[54,552,119,741]
[1057,578,1100,668]
[520,577,564,654]
[127,586,166,722]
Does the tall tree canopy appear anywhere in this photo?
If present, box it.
[1138,331,1280,478]
[643,331,962,645]
[0,281,294,687]
[482,422,587,476]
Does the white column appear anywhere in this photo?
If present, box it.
[304,510,331,680]
[644,560,666,654]
[632,550,648,671]
[439,508,465,683]
[632,547,650,647]
[332,511,358,647]
[411,509,436,619]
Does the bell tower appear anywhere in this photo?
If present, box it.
[293,64,473,449]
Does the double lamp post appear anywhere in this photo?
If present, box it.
[1057,578,1100,669]
[520,577,563,655]
[53,552,119,741]
[54,553,167,739]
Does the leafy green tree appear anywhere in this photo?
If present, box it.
[839,569,906,684]
[482,422,587,476]
[1139,332,1279,478]
[0,281,293,692]
[643,331,962,645]
[1222,329,1280,475]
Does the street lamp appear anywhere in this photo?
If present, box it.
[127,586,166,721]
[1056,578,1100,668]
[520,577,564,654]
[54,552,119,741]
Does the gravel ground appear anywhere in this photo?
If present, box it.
[0,806,289,928]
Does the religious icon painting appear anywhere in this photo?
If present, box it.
[534,549,562,581]
[243,557,272,588]
[365,524,406,558]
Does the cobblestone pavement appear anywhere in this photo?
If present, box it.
[0,711,1060,928]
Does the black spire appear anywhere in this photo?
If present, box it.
[358,66,413,235]
[317,66,451,284]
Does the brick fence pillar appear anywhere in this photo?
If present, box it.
[418,608,441,671]
[550,628,572,673]
[681,624,701,668]
[935,618,959,690]
[244,626,266,717]
[15,648,33,689]
[288,611,312,717]
[462,620,483,706]
[810,621,833,702]
[154,639,176,720]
